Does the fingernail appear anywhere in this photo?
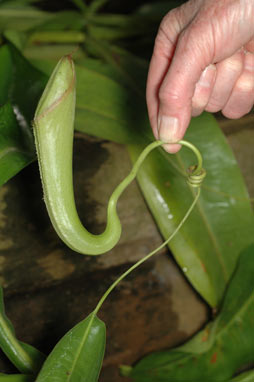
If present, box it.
[158,115,179,141]
[158,115,180,153]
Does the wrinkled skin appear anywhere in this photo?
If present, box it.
[147,0,254,152]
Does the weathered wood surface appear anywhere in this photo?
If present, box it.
[0,112,253,380]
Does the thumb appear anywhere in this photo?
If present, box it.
[158,28,215,153]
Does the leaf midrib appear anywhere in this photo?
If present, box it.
[0,146,27,160]
[66,313,96,382]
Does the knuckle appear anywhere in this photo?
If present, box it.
[223,57,243,75]
[154,9,181,55]
[160,8,179,30]
[159,87,181,105]
[235,77,254,93]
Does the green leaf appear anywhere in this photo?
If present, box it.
[0,374,34,382]
[0,103,33,187]
[6,43,48,128]
[36,313,106,382]
[25,44,85,63]
[0,45,12,105]
[0,286,45,374]
[230,370,254,382]
[28,10,85,31]
[0,3,51,32]
[0,43,48,153]
[0,43,49,185]
[127,244,254,381]
[84,38,148,95]
[3,29,27,51]
[74,62,145,144]
[128,112,254,306]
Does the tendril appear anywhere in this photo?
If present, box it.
[93,139,206,316]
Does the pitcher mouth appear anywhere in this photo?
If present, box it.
[34,55,75,122]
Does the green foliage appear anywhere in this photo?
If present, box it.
[0,1,51,33]
[0,286,45,374]
[75,61,145,144]
[0,1,253,381]
[36,313,106,382]
[128,112,254,306]
[1,44,48,130]
[0,43,47,186]
[0,103,33,187]
[126,244,254,381]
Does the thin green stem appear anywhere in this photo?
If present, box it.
[177,139,203,174]
[94,188,200,316]
[110,140,164,202]
[92,139,204,314]
[110,139,203,203]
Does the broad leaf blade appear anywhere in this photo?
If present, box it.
[0,43,48,185]
[129,244,254,381]
[75,62,145,144]
[36,313,106,382]
[0,45,12,106]
[6,43,48,130]
[0,103,33,187]
[128,112,254,306]
[0,3,51,32]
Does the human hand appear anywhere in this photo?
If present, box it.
[147,0,254,153]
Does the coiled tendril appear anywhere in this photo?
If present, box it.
[187,165,207,188]
[170,139,206,188]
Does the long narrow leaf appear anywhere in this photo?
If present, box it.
[0,103,33,187]
[127,244,254,381]
[6,44,48,133]
[75,63,145,143]
[128,112,254,307]
[0,45,12,106]
[0,3,51,32]
[36,313,105,382]
[0,44,48,186]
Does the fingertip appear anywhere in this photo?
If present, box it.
[157,114,184,153]
[158,115,179,141]
[162,143,182,154]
